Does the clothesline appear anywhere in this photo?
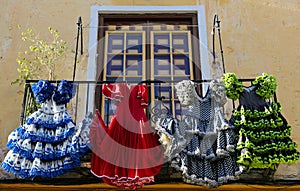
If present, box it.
[25,78,257,85]
[82,24,200,29]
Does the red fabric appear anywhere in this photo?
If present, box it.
[90,83,163,189]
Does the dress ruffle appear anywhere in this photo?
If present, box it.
[25,101,74,129]
[2,150,80,179]
[155,116,188,160]
[18,123,75,143]
[91,173,155,190]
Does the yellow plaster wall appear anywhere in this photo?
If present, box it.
[0,0,299,178]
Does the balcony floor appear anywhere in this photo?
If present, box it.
[1,182,300,191]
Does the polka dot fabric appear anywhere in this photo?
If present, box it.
[157,80,242,187]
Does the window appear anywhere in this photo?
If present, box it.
[96,14,201,125]
[95,14,201,124]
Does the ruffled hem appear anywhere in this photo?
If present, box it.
[1,151,80,179]
[7,138,89,162]
[237,151,300,170]
[26,110,74,129]
[17,123,75,143]
[91,170,154,189]
[216,145,235,157]
[182,174,239,188]
[171,160,239,188]
[6,124,90,161]
[237,140,298,154]
[182,148,217,160]
[215,123,234,131]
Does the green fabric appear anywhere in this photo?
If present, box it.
[239,127,291,143]
[221,73,244,100]
[252,73,277,99]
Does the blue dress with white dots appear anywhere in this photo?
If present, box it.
[1,79,91,179]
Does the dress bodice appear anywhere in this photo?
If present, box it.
[222,72,277,109]
[102,83,149,121]
[176,79,227,122]
[239,86,269,110]
[32,79,76,105]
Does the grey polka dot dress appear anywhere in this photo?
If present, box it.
[156,80,242,187]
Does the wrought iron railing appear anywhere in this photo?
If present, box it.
[20,78,278,179]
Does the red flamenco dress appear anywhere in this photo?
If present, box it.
[90,83,163,189]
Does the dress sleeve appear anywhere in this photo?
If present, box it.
[175,80,195,106]
[252,73,277,99]
[102,84,123,103]
[210,79,227,106]
[221,73,244,100]
[137,85,149,108]
[53,79,76,105]
[32,79,55,104]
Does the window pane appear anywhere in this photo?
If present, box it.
[106,55,124,76]
[126,33,143,54]
[173,54,190,75]
[126,55,142,76]
[154,34,170,53]
[172,33,189,52]
[108,34,124,53]
[154,85,172,99]
[154,55,171,75]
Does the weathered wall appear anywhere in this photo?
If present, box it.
[0,0,299,179]
[202,0,300,178]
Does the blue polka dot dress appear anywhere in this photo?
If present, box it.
[1,79,91,179]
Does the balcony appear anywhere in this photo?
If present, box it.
[16,78,279,183]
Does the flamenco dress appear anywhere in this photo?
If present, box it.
[1,79,91,178]
[90,83,163,189]
[222,73,300,171]
[155,80,242,188]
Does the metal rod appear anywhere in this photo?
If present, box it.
[20,84,29,125]
[216,16,226,73]
[212,14,226,73]
[73,16,82,82]
[74,83,79,123]
[25,78,257,84]
[85,83,90,115]
[80,19,83,55]
[212,14,217,64]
